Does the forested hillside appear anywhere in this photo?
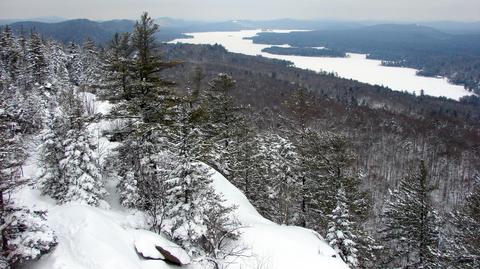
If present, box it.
[1,12,479,269]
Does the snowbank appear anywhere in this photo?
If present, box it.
[209,168,349,269]
[17,187,181,269]
[16,167,347,269]
[15,94,347,269]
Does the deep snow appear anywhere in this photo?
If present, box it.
[14,94,348,269]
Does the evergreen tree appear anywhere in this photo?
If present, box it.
[39,90,106,206]
[355,229,383,268]
[284,88,317,227]
[27,32,47,85]
[326,187,359,268]
[38,109,67,200]
[200,199,241,269]
[0,57,56,267]
[100,32,133,102]
[1,207,57,267]
[202,73,243,175]
[65,41,82,85]
[114,132,143,208]
[114,129,173,232]
[257,132,301,224]
[447,176,480,268]
[0,113,56,268]
[0,91,27,265]
[125,12,178,122]
[381,160,440,268]
[301,130,370,233]
[165,101,239,258]
[44,39,70,89]
[58,91,106,205]
[107,12,179,210]
[0,26,20,87]
[229,117,263,203]
[76,39,103,92]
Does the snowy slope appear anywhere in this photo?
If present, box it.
[210,168,349,269]
[14,94,348,269]
[15,170,347,269]
[15,187,180,269]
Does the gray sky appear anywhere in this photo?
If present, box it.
[1,0,479,21]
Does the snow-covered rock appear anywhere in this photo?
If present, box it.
[134,229,191,265]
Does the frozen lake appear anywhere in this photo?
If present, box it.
[170,30,474,100]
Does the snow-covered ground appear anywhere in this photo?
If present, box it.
[210,169,348,269]
[15,95,348,269]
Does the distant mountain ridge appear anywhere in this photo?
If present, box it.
[2,17,479,46]
[0,16,66,25]
[250,23,480,54]
[6,19,135,44]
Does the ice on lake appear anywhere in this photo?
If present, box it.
[170,30,474,100]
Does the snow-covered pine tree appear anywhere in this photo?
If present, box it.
[56,90,106,205]
[0,60,56,267]
[0,88,27,264]
[447,175,480,268]
[137,147,175,233]
[201,73,243,175]
[0,26,20,88]
[65,42,82,84]
[0,66,7,93]
[165,159,215,252]
[326,187,359,268]
[44,39,71,91]
[380,160,440,268]
[297,130,366,232]
[114,129,173,232]
[38,109,67,200]
[99,32,133,103]
[126,12,178,122]
[228,117,263,203]
[114,132,143,208]
[1,206,57,267]
[355,228,383,269]
[257,132,301,225]
[0,28,44,133]
[283,88,317,227]
[200,198,241,269]
[76,39,103,93]
[27,32,48,86]
[105,12,179,211]
[166,100,239,258]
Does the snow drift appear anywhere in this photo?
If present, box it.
[14,94,347,269]
[15,165,347,269]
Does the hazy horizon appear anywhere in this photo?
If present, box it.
[1,0,480,22]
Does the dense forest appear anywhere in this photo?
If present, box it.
[1,12,479,269]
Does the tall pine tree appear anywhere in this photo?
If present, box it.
[381,160,440,268]
[327,187,359,268]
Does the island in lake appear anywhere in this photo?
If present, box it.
[262,46,346,57]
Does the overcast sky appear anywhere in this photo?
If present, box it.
[1,0,479,22]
